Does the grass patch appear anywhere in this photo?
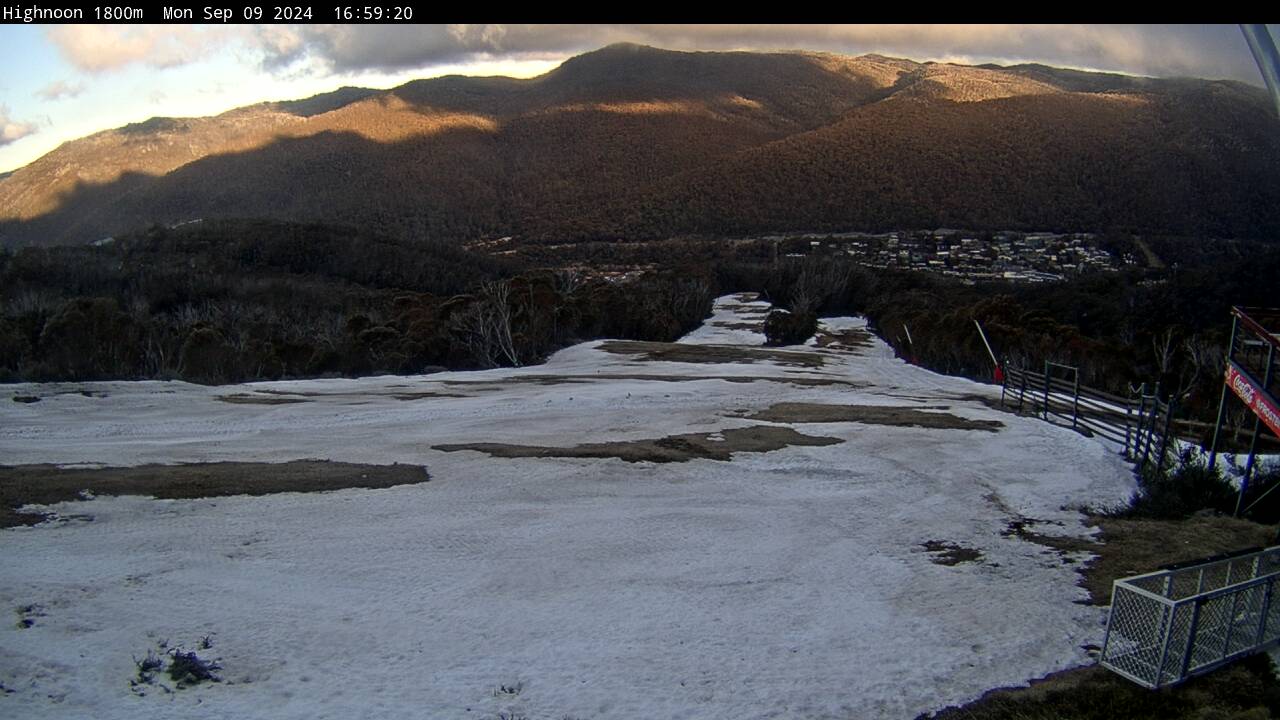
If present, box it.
[166,649,221,687]
[0,460,429,528]
[132,637,221,694]
[922,540,984,565]
[215,394,309,405]
[814,327,874,350]
[440,373,864,388]
[920,654,1280,720]
[434,426,842,463]
[934,512,1279,718]
[742,402,1003,432]
[597,340,826,368]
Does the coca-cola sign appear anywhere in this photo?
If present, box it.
[1225,361,1280,438]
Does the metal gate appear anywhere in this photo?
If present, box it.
[1100,546,1280,688]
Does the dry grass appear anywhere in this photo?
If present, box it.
[440,373,863,388]
[597,340,826,368]
[920,656,1280,720]
[922,540,984,565]
[0,461,429,527]
[433,425,841,463]
[814,327,874,350]
[215,394,309,405]
[742,402,1004,432]
[926,514,1280,719]
[1021,515,1277,605]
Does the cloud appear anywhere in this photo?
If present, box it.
[46,25,236,73]
[40,24,1270,85]
[36,79,85,101]
[258,24,1263,84]
[1,106,37,146]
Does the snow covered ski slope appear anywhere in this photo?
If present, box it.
[0,294,1134,719]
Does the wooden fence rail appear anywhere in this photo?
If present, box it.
[1001,365,1175,474]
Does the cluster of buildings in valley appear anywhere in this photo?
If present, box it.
[768,229,1125,283]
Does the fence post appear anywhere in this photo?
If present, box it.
[1156,397,1176,479]
[1209,315,1241,471]
[1238,342,1275,515]
[1140,393,1158,474]
[1141,383,1161,472]
[1257,579,1276,648]
[1018,369,1028,412]
[1126,383,1143,460]
[1072,369,1081,430]
[1179,599,1204,678]
[1043,360,1051,421]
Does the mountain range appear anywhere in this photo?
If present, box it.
[3,43,1279,248]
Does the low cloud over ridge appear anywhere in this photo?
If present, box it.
[41,24,1270,85]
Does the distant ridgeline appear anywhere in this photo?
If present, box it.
[3,44,1280,249]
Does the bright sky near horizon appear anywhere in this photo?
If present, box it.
[0,23,1271,174]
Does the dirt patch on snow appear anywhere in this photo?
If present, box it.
[814,327,874,351]
[216,394,309,405]
[433,425,842,463]
[441,373,863,389]
[1022,515,1278,605]
[922,540,984,565]
[598,340,825,368]
[743,402,1004,431]
[0,460,429,528]
[712,321,765,331]
[952,392,1013,414]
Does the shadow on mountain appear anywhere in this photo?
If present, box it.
[4,44,1280,248]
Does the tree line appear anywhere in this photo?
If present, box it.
[0,220,713,384]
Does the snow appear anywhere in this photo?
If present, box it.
[0,294,1136,719]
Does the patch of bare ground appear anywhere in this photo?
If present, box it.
[742,402,1003,431]
[433,425,841,463]
[1019,515,1278,606]
[926,512,1280,712]
[215,394,309,405]
[712,321,765,331]
[718,308,770,318]
[814,327,874,351]
[440,374,864,389]
[251,389,466,400]
[924,515,1280,719]
[922,540,984,565]
[0,461,429,528]
[919,654,1280,720]
[597,340,826,368]
[952,392,1011,414]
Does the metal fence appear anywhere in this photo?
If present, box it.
[1100,546,1280,688]
[1000,364,1175,467]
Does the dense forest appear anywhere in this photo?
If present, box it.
[0,220,714,384]
[4,218,1277,436]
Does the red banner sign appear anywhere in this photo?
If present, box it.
[1225,361,1280,439]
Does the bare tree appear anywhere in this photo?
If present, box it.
[791,262,848,317]
[1174,333,1223,399]
[1152,326,1178,377]
[452,280,521,368]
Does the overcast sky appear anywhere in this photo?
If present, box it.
[0,24,1272,173]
